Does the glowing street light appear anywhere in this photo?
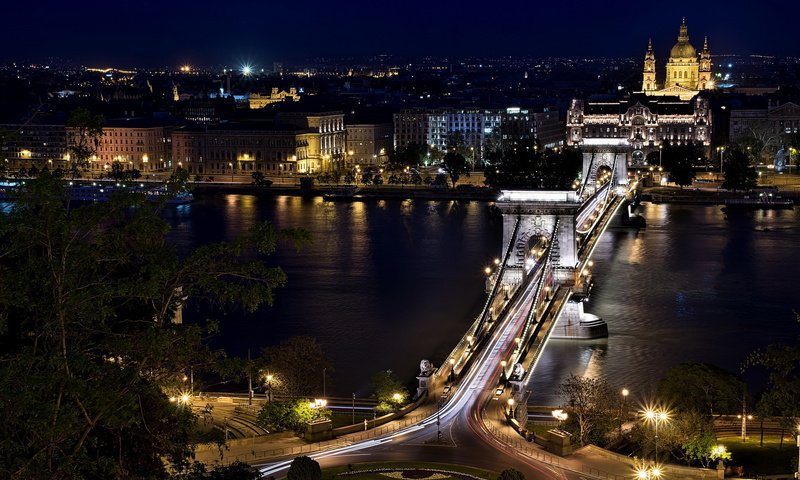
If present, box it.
[644,408,671,461]
[241,64,253,76]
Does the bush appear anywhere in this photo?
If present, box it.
[287,456,321,480]
[498,468,525,480]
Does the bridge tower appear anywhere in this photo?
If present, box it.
[581,149,628,196]
[496,190,608,339]
[496,190,581,288]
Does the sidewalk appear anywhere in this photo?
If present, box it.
[195,383,447,466]
[483,398,718,480]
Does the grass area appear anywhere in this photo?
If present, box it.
[321,462,498,480]
[525,423,555,437]
[329,411,376,429]
[718,435,798,475]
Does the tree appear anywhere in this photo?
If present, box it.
[371,370,408,412]
[441,151,469,188]
[167,167,191,195]
[559,374,615,446]
[657,363,745,417]
[287,456,321,480]
[498,468,525,480]
[745,313,800,447]
[66,107,104,178]
[261,336,332,398]
[0,174,308,479]
[256,399,330,434]
[660,141,700,189]
[388,142,426,169]
[483,143,582,189]
[251,171,273,188]
[722,146,757,191]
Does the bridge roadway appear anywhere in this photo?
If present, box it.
[257,191,626,480]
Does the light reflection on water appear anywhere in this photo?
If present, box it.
[528,202,800,406]
[162,196,800,399]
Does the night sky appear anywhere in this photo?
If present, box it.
[5,0,800,66]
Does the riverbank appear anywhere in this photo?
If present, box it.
[190,182,500,201]
[641,186,800,205]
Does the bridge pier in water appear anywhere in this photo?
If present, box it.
[496,190,608,340]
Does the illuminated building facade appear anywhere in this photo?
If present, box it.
[642,18,714,101]
[346,123,392,167]
[567,94,712,164]
[172,123,322,175]
[393,108,562,165]
[1,123,68,172]
[275,112,345,171]
[248,88,301,109]
[70,119,173,174]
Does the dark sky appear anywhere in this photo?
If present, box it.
[4,0,799,66]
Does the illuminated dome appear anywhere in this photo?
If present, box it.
[669,18,696,60]
[670,41,696,60]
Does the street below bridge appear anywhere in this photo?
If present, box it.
[254,187,632,480]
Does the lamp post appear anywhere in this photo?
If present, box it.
[620,388,630,435]
[352,392,356,425]
[659,144,663,168]
[644,408,670,462]
[228,162,233,182]
[717,146,726,175]
[635,465,662,479]
[265,374,273,403]
[552,409,568,430]
[795,428,799,480]
[507,398,515,417]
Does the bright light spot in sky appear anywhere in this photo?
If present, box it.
[241,64,253,76]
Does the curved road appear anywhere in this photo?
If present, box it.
[258,265,587,480]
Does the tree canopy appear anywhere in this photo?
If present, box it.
[0,174,308,479]
[484,142,582,190]
[722,146,758,191]
[441,151,469,188]
[660,141,701,188]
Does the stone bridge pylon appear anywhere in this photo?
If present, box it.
[495,190,608,339]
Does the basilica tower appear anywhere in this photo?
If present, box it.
[642,39,657,92]
[665,18,700,89]
[698,36,713,90]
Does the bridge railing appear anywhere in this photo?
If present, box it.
[506,218,560,372]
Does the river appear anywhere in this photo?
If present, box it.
[164,194,800,402]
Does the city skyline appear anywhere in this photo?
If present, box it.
[4,0,800,66]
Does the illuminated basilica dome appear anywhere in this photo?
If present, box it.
[641,18,714,99]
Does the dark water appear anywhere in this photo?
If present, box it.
[164,195,800,400]
[529,202,800,405]
[165,195,502,396]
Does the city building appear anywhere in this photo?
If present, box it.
[730,100,800,140]
[275,111,345,171]
[70,118,174,174]
[172,122,322,176]
[641,18,714,101]
[345,123,392,167]
[393,107,563,166]
[1,122,68,172]
[248,88,301,109]
[567,94,712,164]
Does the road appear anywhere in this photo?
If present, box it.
[256,263,587,479]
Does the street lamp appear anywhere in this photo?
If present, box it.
[552,409,568,430]
[635,465,662,479]
[717,146,726,175]
[507,398,515,416]
[644,408,670,462]
[265,373,274,403]
[228,162,233,182]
